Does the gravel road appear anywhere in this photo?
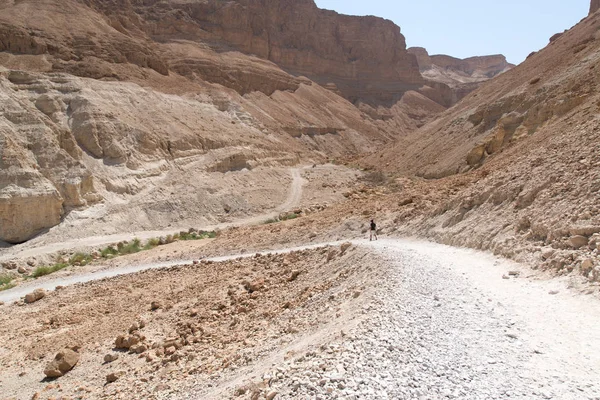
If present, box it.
[241,239,600,400]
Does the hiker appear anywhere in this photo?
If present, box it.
[370,219,378,241]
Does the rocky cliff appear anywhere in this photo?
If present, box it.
[408,47,514,86]
[123,0,428,106]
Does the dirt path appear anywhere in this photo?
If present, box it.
[0,168,306,263]
[210,239,600,399]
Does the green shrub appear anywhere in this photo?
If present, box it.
[31,263,69,278]
[0,273,15,290]
[119,238,142,255]
[262,218,279,225]
[0,274,13,286]
[101,246,119,258]
[280,213,299,221]
[144,238,161,250]
[69,252,93,266]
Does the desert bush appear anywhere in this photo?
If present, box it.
[31,263,69,278]
[119,239,142,255]
[101,246,119,258]
[69,252,93,266]
[280,213,299,221]
[144,238,161,250]
[0,273,15,290]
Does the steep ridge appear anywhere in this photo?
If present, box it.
[361,6,600,278]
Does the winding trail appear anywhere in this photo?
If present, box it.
[0,168,306,263]
[2,238,600,398]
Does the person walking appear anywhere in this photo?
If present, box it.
[370,219,378,241]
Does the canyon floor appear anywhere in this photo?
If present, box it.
[1,166,600,400]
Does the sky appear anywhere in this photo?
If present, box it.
[314,0,590,64]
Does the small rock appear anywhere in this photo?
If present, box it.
[44,349,80,378]
[106,371,125,383]
[18,266,28,274]
[24,289,46,304]
[287,270,301,282]
[309,232,317,239]
[104,354,119,363]
[340,242,352,255]
[150,301,163,311]
[266,391,278,400]
[244,278,265,293]
[581,259,595,274]
[327,249,337,262]
[502,275,510,280]
[549,290,560,295]
[569,235,589,249]
[508,271,520,276]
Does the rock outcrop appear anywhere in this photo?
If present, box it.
[124,0,427,106]
[591,0,600,15]
[408,47,514,85]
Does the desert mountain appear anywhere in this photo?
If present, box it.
[0,0,451,243]
[361,3,600,268]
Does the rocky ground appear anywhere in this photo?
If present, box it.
[3,237,599,399]
[0,242,378,400]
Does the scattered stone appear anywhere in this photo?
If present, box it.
[569,235,589,249]
[340,242,352,255]
[115,334,141,350]
[151,301,163,310]
[549,290,560,295]
[266,391,278,400]
[106,371,125,383]
[327,249,337,262]
[17,266,28,274]
[24,289,46,304]
[104,354,119,363]
[581,259,595,274]
[244,278,265,293]
[44,349,80,378]
[309,232,317,239]
[287,270,301,282]
[502,275,510,280]
[508,271,520,276]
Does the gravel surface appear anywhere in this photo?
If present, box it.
[242,239,600,400]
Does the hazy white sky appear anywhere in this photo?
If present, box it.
[314,0,590,64]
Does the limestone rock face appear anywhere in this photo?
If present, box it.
[408,47,514,86]
[591,0,600,15]
[135,0,425,106]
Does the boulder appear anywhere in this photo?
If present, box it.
[569,235,589,249]
[44,349,80,378]
[24,289,46,304]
